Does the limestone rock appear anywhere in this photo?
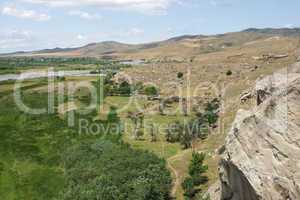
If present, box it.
[219,62,300,200]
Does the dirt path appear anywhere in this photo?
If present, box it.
[167,158,180,197]
[167,149,191,198]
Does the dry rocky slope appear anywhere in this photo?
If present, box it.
[3,28,300,59]
[215,62,300,200]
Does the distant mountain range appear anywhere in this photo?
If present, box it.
[2,28,300,59]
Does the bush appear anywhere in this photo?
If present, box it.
[188,153,208,180]
[192,174,209,186]
[226,70,232,76]
[133,81,144,93]
[177,72,184,79]
[60,140,172,200]
[118,81,131,96]
[136,129,144,139]
[165,122,183,143]
[144,85,159,96]
[182,177,195,198]
[182,153,209,198]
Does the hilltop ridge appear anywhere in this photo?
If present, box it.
[2,27,300,59]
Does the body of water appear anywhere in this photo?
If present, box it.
[119,59,145,65]
[0,70,103,82]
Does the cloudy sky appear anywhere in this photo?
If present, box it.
[0,0,299,53]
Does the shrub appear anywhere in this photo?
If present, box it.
[226,70,233,76]
[134,81,144,93]
[61,140,172,200]
[189,153,208,179]
[177,72,184,79]
[136,129,144,139]
[118,81,131,96]
[182,177,195,198]
[144,85,159,96]
[182,153,209,198]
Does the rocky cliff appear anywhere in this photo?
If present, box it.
[219,62,300,200]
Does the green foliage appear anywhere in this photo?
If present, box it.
[136,129,145,140]
[165,122,182,143]
[107,106,120,124]
[0,93,77,199]
[118,81,132,96]
[165,119,207,149]
[0,88,125,199]
[182,153,209,199]
[0,57,132,74]
[144,85,159,96]
[177,72,184,79]
[189,153,208,185]
[149,123,158,142]
[107,106,122,137]
[226,70,233,76]
[60,140,172,200]
[134,81,145,93]
[204,98,220,127]
[182,177,196,198]
[180,131,192,149]
[164,99,220,149]
[103,79,132,97]
[56,76,66,81]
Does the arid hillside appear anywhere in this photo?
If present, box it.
[4,28,300,60]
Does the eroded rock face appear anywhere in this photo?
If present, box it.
[219,62,300,200]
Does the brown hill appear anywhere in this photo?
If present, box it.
[4,28,300,59]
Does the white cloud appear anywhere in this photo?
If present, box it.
[22,0,177,14]
[68,10,102,20]
[209,0,233,7]
[129,28,144,36]
[1,5,51,21]
[0,29,34,51]
[284,24,294,28]
[76,34,87,40]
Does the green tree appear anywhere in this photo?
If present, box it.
[226,70,233,76]
[165,127,173,143]
[118,81,131,96]
[182,177,195,198]
[136,129,144,140]
[165,122,182,143]
[204,99,220,127]
[149,123,158,142]
[107,106,120,124]
[177,72,184,79]
[144,85,159,96]
[107,106,122,137]
[180,131,192,149]
[188,153,208,185]
[60,140,172,200]
[182,153,209,199]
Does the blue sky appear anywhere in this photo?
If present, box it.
[0,0,299,53]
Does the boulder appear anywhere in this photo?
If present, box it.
[218,62,300,200]
[240,92,252,103]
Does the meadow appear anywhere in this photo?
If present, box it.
[0,58,222,200]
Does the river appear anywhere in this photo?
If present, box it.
[0,70,103,82]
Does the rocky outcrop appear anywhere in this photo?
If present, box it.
[252,54,289,62]
[219,62,300,200]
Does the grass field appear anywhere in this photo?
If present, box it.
[0,74,247,200]
[0,69,286,200]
